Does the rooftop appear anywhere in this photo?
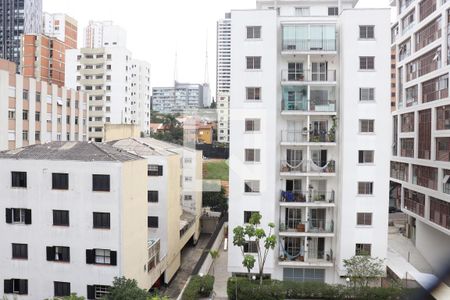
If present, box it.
[0,142,143,162]
[109,138,180,157]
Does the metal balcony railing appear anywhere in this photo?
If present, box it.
[308,219,334,233]
[280,160,336,173]
[281,69,337,82]
[280,190,335,203]
[282,99,337,113]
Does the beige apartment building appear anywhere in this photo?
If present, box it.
[0,59,88,151]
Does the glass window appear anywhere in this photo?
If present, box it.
[244,180,260,193]
[359,26,375,39]
[246,26,261,39]
[358,182,373,195]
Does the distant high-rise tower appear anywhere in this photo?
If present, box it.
[84,20,127,48]
[0,0,43,71]
[216,12,231,143]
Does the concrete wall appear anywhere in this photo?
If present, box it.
[415,220,450,273]
[104,124,140,141]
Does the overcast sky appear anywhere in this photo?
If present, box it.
[44,0,391,95]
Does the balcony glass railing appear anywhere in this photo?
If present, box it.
[282,39,336,52]
[281,70,337,82]
[280,190,335,203]
[308,219,334,233]
[282,99,336,112]
[281,130,308,143]
[280,160,336,173]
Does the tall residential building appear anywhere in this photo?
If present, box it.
[84,21,127,48]
[0,59,87,151]
[0,141,152,299]
[65,22,151,141]
[216,13,232,143]
[0,0,43,71]
[43,13,78,49]
[108,137,202,287]
[228,1,391,284]
[390,0,450,273]
[152,82,209,113]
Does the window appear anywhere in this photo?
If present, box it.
[400,138,414,157]
[358,182,373,195]
[36,92,41,102]
[8,110,15,120]
[328,7,339,16]
[244,211,259,223]
[184,195,193,201]
[355,244,371,255]
[148,165,163,176]
[359,88,375,101]
[358,150,374,164]
[86,249,116,265]
[3,279,28,295]
[246,87,261,101]
[11,171,27,188]
[184,158,192,164]
[53,210,69,226]
[359,57,375,70]
[283,268,325,282]
[87,285,111,300]
[357,213,373,225]
[6,208,32,224]
[12,243,28,259]
[359,26,375,39]
[22,110,28,120]
[23,90,28,100]
[359,120,374,133]
[295,7,310,16]
[245,119,261,132]
[247,26,261,39]
[244,180,260,193]
[22,131,28,141]
[92,174,110,191]
[404,188,425,216]
[430,197,450,230]
[246,56,261,69]
[35,112,40,121]
[93,212,110,229]
[243,241,258,253]
[46,246,70,262]
[148,216,159,228]
[52,173,69,190]
[54,282,71,297]
[148,191,158,203]
[245,149,260,162]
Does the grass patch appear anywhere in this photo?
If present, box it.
[204,160,229,181]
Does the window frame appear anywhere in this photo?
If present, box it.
[92,174,110,192]
[244,180,260,193]
[246,26,261,39]
[359,88,375,101]
[12,243,28,259]
[53,210,69,226]
[11,172,27,188]
[357,212,373,226]
[359,56,375,70]
[52,173,69,190]
[358,150,375,164]
[246,87,261,101]
[355,243,372,256]
[93,212,111,229]
[54,281,71,297]
[148,216,159,228]
[357,182,374,195]
[244,148,261,162]
[359,25,375,39]
[359,119,375,133]
[246,56,261,70]
[147,190,159,203]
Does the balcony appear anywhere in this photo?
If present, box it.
[279,249,334,267]
[280,190,335,207]
[282,39,336,53]
[280,160,336,175]
[281,130,336,145]
[281,99,337,114]
[279,219,334,236]
[281,69,336,83]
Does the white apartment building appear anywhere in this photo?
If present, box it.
[66,22,151,141]
[228,0,391,284]
[152,82,209,113]
[109,137,202,286]
[216,13,232,143]
[84,21,127,48]
[390,0,450,273]
[43,13,78,48]
[0,59,87,151]
[0,142,152,299]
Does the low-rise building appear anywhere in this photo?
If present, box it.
[0,141,151,299]
[0,59,88,151]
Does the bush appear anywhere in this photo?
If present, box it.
[227,277,407,300]
[182,275,214,300]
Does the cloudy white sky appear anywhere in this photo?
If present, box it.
[44,0,391,94]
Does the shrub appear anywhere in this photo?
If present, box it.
[182,275,214,300]
[227,277,408,300]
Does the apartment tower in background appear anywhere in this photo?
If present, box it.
[228,0,391,283]
[21,13,78,87]
[0,0,43,71]
[216,13,232,143]
[0,59,88,151]
[390,0,450,273]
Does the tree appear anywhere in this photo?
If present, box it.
[209,249,220,276]
[232,212,276,285]
[202,186,228,213]
[343,255,385,288]
[46,294,85,300]
[103,277,149,300]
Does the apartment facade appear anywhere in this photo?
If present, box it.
[109,138,202,286]
[228,0,391,284]
[0,0,42,70]
[390,0,450,272]
[43,13,78,49]
[65,23,151,141]
[216,13,232,143]
[0,59,87,151]
[84,21,127,49]
[152,82,209,113]
[0,142,152,299]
